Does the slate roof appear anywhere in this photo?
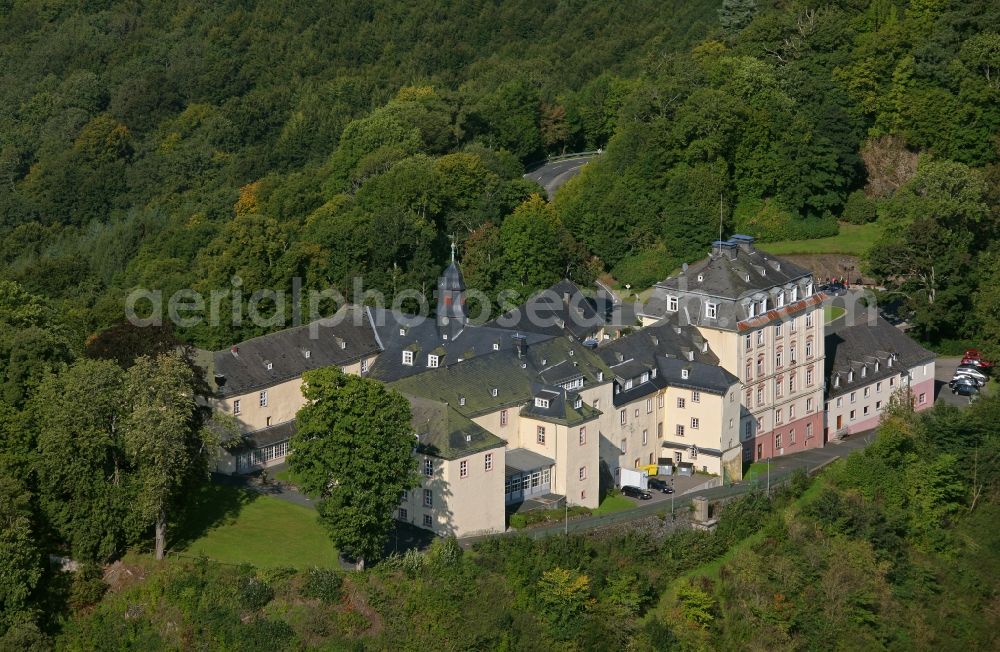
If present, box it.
[825,317,936,399]
[210,306,381,397]
[486,279,604,340]
[520,384,602,426]
[367,307,552,382]
[406,395,505,460]
[660,439,723,457]
[640,236,816,330]
[389,337,612,418]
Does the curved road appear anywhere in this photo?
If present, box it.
[525,155,596,198]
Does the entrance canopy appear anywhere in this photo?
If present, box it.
[505,448,556,475]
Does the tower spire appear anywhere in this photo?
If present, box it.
[450,234,456,264]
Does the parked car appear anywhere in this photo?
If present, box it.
[647,478,674,494]
[952,382,979,397]
[953,366,988,385]
[621,485,652,500]
[950,377,980,391]
[961,349,993,369]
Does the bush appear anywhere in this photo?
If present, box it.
[509,514,528,529]
[236,574,274,611]
[841,190,878,224]
[733,198,839,241]
[68,565,107,611]
[611,246,678,289]
[301,568,343,603]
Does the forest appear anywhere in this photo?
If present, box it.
[1,0,999,649]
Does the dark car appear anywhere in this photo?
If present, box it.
[621,485,652,500]
[952,382,979,397]
[950,376,980,390]
[647,478,674,494]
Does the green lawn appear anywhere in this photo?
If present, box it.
[592,493,634,515]
[743,461,770,482]
[824,305,846,323]
[170,483,337,569]
[757,222,883,256]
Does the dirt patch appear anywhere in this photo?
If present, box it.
[104,560,148,593]
[779,254,873,285]
[342,576,384,637]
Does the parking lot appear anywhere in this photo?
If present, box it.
[621,473,719,508]
[935,357,990,407]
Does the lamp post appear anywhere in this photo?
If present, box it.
[766,457,771,496]
[670,477,675,520]
[564,496,568,535]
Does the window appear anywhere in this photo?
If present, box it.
[788,373,795,393]
[691,391,701,403]
[805,422,813,439]
[427,354,439,368]
[744,335,752,351]
[399,508,407,520]
[579,466,587,481]
[776,376,783,398]
[676,397,687,409]
[360,358,369,373]
[805,339,813,358]
[620,410,626,425]
[620,438,627,453]
[864,387,871,398]
[491,388,498,397]
[233,399,241,415]
[424,459,433,476]
[889,377,896,387]
[775,409,783,425]
[641,372,649,383]
[789,404,795,420]
[789,429,796,444]
[861,366,867,378]
[757,417,763,431]
[500,409,508,426]
[757,356,764,376]
[777,292,785,308]
[642,429,648,445]
[423,514,433,527]
[658,393,665,408]
[919,392,927,405]
[266,416,272,427]
[666,296,678,311]
[402,350,414,365]
[850,391,856,403]
[748,302,756,318]
[646,398,652,413]
[876,400,882,410]
[806,367,814,386]
[806,312,814,328]
[534,397,550,409]
[876,381,882,393]
[775,322,782,337]
[791,286,798,302]
[265,361,273,370]
[849,409,856,421]
[624,379,633,391]
[485,453,493,471]
[574,397,582,409]
[681,369,689,379]
[790,343,797,363]
[459,396,466,406]
[579,427,586,446]
[836,397,843,408]
[745,362,753,381]
[806,397,813,412]
[745,421,753,437]
[537,426,546,444]
[863,405,870,416]
[775,433,782,449]
[706,302,718,319]
[259,391,268,407]
[460,460,468,478]
[493,342,499,350]
[757,330,765,346]
[657,422,664,438]
[690,418,699,429]
[690,448,697,460]
[776,348,783,367]
[423,489,433,507]
[676,424,685,437]
[756,387,764,406]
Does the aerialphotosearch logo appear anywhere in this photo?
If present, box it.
[124,275,880,339]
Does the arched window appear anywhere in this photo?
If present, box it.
[790,342,797,363]
[775,346,783,368]
[776,376,784,397]
[756,355,764,376]
[805,338,814,358]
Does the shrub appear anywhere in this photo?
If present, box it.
[733,198,838,241]
[841,190,878,224]
[301,568,343,604]
[236,574,274,611]
[68,565,107,611]
[611,246,678,289]
[509,514,528,529]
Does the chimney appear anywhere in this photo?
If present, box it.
[230,345,238,357]
[730,234,755,253]
[562,291,571,304]
[512,333,527,358]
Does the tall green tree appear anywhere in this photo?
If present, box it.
[500,195,570,295]
[289,368,418,569]
[122,352,208,560]
[0,475,43,636]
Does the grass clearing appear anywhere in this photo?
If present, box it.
[592,493,634,515]
[758,222,883,256]
[825,305,846,323]
[171,483,337,569]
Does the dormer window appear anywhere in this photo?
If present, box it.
[697,274,704,282]
[402,350,414,366]
[625,379,633,390]
[303,350,311,359]
[651,368,657,377]
[759,298,768,312]
[745,274,751,282]
[399,328,406,336]
[807,282,814,296]
[888,356,893,367]
[265,361,273,370]
[574,397,583,409]
[777,293,785,308]
[490,388,498,397]
[442,333,448,340]
[427,354,440,368]
[748,302,756,318]
[875,361,880,372]
[459,396,466,406]
[834,376,839,388]
[848,370,854,382]
[493,342,499,351]
[597,371,604,382]
[861,366,867,378]
[791,286,798,302]
[681,369,689,380]
[706,302,718,319]
[534,397,550,409]
[641,372,649,383]
[666,296,678,312]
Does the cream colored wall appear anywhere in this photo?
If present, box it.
[578,383,664,483]
[661,386,740,477]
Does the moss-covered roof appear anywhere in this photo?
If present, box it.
[405,395,505,460]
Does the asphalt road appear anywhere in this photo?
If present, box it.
[524,156,595,198]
